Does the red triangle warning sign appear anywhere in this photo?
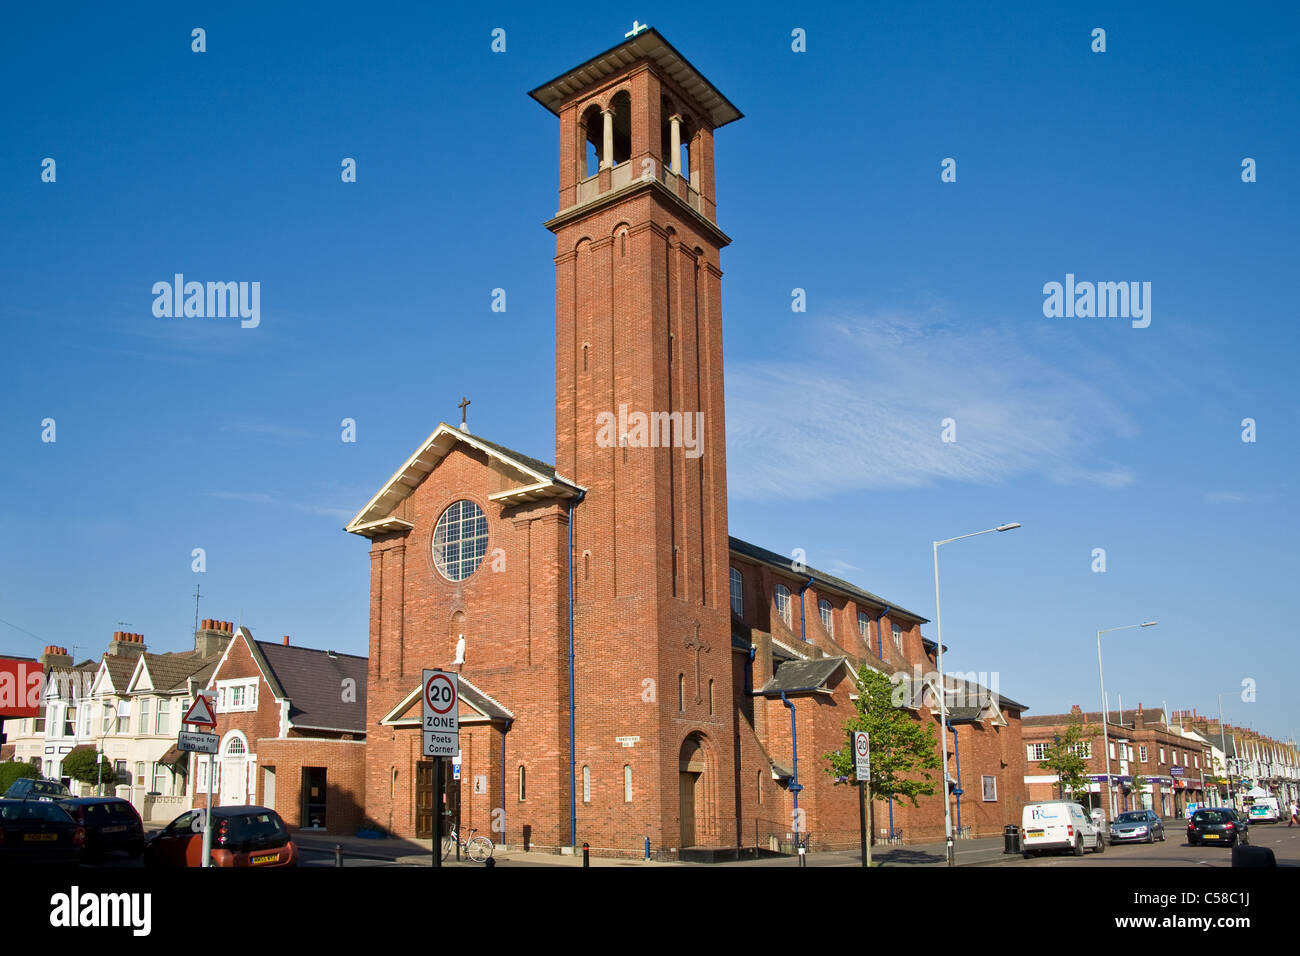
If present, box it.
[182,694,217,727]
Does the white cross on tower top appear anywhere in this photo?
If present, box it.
[625,21,649,38]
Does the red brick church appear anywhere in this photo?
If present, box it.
[347,28,1028,857]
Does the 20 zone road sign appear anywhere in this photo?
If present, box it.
[422,669,459,757]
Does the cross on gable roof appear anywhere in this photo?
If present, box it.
[345,423,583,536]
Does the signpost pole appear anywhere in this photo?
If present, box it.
[422,669,459,869]
[854,731,871,868]
[858,781,867,868]
[202,753,214,868]
[433,757,442,869]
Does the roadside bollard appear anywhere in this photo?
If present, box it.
[484,856,496,868]
[582,842,590,867]
[644,836,650,860]
[334,844,343,868]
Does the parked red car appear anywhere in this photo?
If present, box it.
[144,806,298,867]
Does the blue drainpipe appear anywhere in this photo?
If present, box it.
[567,488,586,850]
[745,646,756,694]
[888,797,895,840]
[798,577,814,642]
[781,692,802,851]
[950,720,963,835]
[876,606,891,657]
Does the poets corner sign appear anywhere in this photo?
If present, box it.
[422,669,459,758]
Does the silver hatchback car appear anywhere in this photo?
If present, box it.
[1110,809,1165,843]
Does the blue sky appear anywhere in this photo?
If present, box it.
[1,3,1297,743]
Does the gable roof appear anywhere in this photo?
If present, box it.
[254,641,368,733]
[98,656,137,693]
[346,423,582,536]
[380,675,514,725]
[130,652,212,695]
[728,536,928,624]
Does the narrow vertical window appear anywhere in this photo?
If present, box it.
[775,585,791,627]
[518,765,526,802]
[819,599,834,638]
[623,764,633,802]
[757,771,763,804]
[729,567,743,617]
[892,624,903,653]
[582,765,591,803]
[708,679,714,716]
[678,674,685,712]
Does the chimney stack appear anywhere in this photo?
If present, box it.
[39,645,73,668]
[194,619,235,657]
[283,635,290,646]
[107,631,147,659]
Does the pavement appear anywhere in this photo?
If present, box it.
[287,828,1022,867]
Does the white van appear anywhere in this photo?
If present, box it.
[1021,801,1104,857]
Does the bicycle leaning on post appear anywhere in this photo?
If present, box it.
[441,824,494,863]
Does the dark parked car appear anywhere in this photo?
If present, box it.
[55,797,144,859]
[1188,807,1249,846]
[0,797,86,863]
[3,778,71,802]
[1110,809,1165,844]
[144,806,298,868]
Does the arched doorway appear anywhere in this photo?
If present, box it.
[678,733,717,847]
[220,733,249,806]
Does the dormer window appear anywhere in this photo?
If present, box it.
[217,679,258,713]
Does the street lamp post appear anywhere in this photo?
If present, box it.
[933,522,1019,867]
[1217,693,1233,808]
[1096,622,1157,822]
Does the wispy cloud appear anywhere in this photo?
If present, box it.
[725,308,1141,501]
[205,486,359,523]
[206,490,275,505]
[1203,491,1258,504]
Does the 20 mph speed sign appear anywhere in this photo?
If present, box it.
[422,669,459,757]
[853,731,871,783]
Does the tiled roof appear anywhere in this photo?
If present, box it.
[759,657,848,695]
[140,653,211,693]
[100,656,136,690]
[254,641,368,733]
[728,536,928,624]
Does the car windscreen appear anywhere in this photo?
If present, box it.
[1115,813,1147,823]
[0,801,73,823]
[223,811,287,844]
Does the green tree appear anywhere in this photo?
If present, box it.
[824,665,942,863]
[1037,718,1099,805]
[61,749,116,794]
[0,760,40,793]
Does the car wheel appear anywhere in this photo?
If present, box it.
[1073,836,1085,857]
[1022,850,1034,859]
[1094,835,1105,854]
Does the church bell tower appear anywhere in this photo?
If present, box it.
[530,27,743,850]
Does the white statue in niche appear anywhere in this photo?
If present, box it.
[454,634,466,666]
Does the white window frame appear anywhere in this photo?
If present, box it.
[1028,742,1049,761]
[1160,748,1166,762]
[982,775,997,802]
[215,678,258,714]
[892,624,903,652]
[115,700,131,734]
[152,761,168,795]
[138,697,150,735]
[818,599,834,637]
[857,611,870,641]
[775,585,791,627]
[729,567,743,618]
[156,698,170,735]
[1139,745,1148,762]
